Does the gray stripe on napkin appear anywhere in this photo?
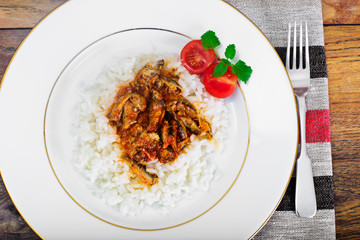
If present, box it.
[306,78,330,110]
[225,0,325,47]
[253,210,336,239]
[308,142,333,176]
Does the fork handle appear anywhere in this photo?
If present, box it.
[295,95,317,218]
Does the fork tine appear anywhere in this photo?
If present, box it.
[305,22,310,69]
[292,22,297,69]
[286,23,291,70]
[299,22,303,69]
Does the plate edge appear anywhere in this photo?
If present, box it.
[0,1,71,239]
[220,0,299,239]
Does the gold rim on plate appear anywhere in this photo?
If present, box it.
[43,27,251,231]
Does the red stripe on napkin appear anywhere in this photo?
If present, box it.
[306,109,331,143]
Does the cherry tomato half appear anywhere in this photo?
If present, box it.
[204,63,237,98]
[180,40,216,74]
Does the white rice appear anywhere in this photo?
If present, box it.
[73,54,229,216]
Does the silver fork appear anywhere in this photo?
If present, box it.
[286,22,317,218]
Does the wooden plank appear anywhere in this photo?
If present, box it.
[324,25,360,239]
[0,29,30,81]
[0,0,359,28]
[322,0,360,25]
[0,0,66,28]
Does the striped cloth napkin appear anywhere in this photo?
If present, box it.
[225,0,335,239]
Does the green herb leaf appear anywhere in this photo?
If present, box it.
[221,58,232,65]
[232,60,253,83]
[201,30,220,50]
[212,62,228,77]
[225,44,236,59]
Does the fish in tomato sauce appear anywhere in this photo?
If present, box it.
[106,59,212,185]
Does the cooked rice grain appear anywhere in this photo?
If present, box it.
[73,54,229,216]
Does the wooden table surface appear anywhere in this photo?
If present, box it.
[0,1,359,239]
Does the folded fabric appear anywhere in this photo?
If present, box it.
[225,0,335,239]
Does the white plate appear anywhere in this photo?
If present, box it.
[0,0,298,239]
[44,28,249,230]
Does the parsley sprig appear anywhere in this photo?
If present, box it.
[200,30,252,83]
